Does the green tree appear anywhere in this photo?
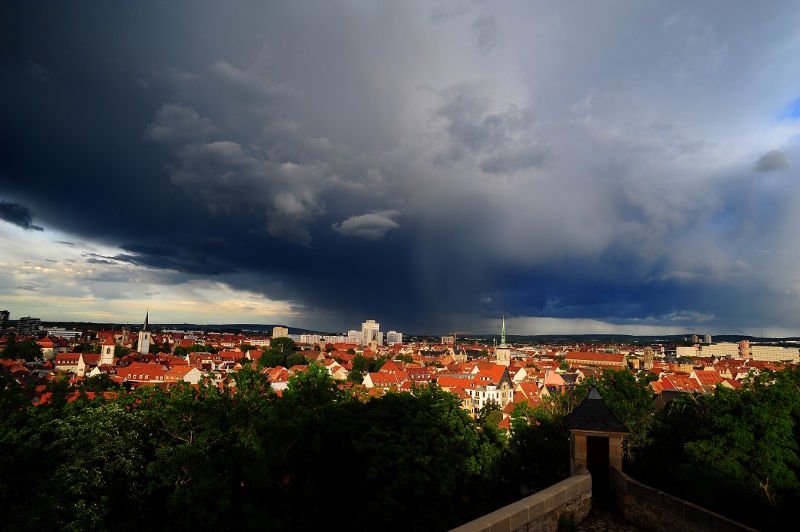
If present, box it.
[16,340,43,361]
[368,356,387,373]
[478,402,503,429]
[270,337,297,354]
[46,403,148,530]
[285,353,307,367]
[73,342,101,354]
[114,345,131,358]
[351,354,368,373]
[2,334,42,361]
[257,349,285,369]
[346,347,355,355]
[78,374,121,393]
[502,402,570,498]
[283,362,341,407]
[347,369,364,384]
[631,367,800,529]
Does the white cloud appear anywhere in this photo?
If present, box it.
[332,210,400,240]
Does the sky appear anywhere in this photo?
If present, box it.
[1,1,800,336]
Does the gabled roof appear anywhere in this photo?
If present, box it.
[565,384,627,433]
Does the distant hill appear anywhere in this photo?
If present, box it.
[31,321,800,344]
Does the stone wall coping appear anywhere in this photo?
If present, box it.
[613,469,758,532]
[450,470,591,532]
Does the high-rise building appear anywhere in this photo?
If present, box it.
[272,326,289,339]
[17,316,41,337]
[0,310,9,332]
[386,331,403,345]
[704,334,712,344]
[441,335,455,345]
[137,311,152,355]
[361,319,381,346]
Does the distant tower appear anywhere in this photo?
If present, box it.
[137,310,152,355]
[739,339,751,360]
[100,335,116,366]
[643,347,654,371]
[495,315,510,366]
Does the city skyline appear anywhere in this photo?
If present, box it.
[2,2,800,336]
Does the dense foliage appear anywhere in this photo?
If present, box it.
[6,360,795,530]
[629,367,800,530]
[0,333,43,361]
[0,364,569,531]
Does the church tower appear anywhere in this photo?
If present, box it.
[643,347,654,371]
[137,310,152,355]
[495,315,511,366]
[100,335,116,366]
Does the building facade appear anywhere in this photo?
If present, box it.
[361,319,381,346]
[386,330,403,345]
[17,316,41,337]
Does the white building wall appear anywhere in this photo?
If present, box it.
[749,345,799,362]
[699,342,739,358]
[676,346,699,358]
[386,331,403,345]
[347,330,361,344]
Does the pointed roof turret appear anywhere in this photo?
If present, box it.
[143,310,149,331]
[565,381,627,433]
[499,315,507,348]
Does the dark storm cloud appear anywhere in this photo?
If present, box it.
[23,60,48,83]
[0,200,43,231]
[2,1,800,333]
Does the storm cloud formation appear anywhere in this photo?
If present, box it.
[1,1,800,334]
[0,201,43,231]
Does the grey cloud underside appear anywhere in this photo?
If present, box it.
[2,1,800,332]
[0,200,43,231]
[756,150,791,172]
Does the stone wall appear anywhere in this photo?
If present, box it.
[451,470,592,532]
[612,469,756,532]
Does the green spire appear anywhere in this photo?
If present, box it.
[500,315,507,347]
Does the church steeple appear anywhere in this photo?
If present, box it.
[495,314,510,366]
[138,309,152,355]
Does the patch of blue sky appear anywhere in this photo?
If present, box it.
[780,97,800,120]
